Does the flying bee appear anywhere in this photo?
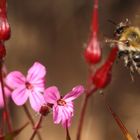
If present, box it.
[106,19,140,77]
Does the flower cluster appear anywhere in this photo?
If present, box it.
[5,62,84,127]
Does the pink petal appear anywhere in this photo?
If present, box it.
[6,71,25,89]
[61,116,72,128]
[29,91,45,112]
[27,62,46,83]
[33,79,45,93]
[44,86,60,104]
[61,107,72,127]
[65,102,74,115]
[11,86,28,106]
[63,85,84,102]
[53,105,62,124]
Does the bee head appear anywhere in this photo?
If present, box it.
[114,19,130,38]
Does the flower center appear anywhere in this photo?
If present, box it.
[25,82,33,89]
[57,99,66,106]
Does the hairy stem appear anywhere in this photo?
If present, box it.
[23,105,42,140]
[30,115,43,140]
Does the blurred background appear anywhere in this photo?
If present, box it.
[4,0,140,139]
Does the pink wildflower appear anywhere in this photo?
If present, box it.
[44,85,84,127]
[6,62,46,112]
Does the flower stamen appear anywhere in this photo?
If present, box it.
[57,99,66,106]
[25,82,33,90]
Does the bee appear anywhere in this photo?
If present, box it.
[106,19,140,77]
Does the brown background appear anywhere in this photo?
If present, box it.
[4,0,140,139]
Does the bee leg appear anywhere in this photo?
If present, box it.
[129,69,135,82]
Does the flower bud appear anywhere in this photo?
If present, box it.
[84,0,101,64]
[84,34,101,64]
[0,18,11,41]
[0,0,11,41]
[92,47,118,89]
[39,105,50,116]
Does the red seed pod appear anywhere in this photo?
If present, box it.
[84,0,101,64]
[92,62,112,89]
[84,34,101,64]
[0,42,6,59]
[92,47,118,89]
[0,0,11,41]
[0,18,11,41]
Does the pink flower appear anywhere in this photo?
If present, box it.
[44,85,84,127]
[6,62,46,112]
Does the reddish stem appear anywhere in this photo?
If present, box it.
[23,105,42,140]
[76,88,97,140]
[76,95,89,140]
[30,115,43,140]
[66,124,71,140]
[92,0,99,34]
[0,61,13,133]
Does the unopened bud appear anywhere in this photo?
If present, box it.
[39,105,50,116]
[92,47,118,89]
[84,34,101,64]
[0,18,11,41]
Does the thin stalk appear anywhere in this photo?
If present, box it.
[66,125,71,140]
[23,105,42,140]
[30,115,43,140]
[76,88,97,140]
[76,95,89,140]
[0,61,13,133]
[1,111,6,133]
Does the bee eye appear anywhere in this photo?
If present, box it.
[115,27,124,34]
